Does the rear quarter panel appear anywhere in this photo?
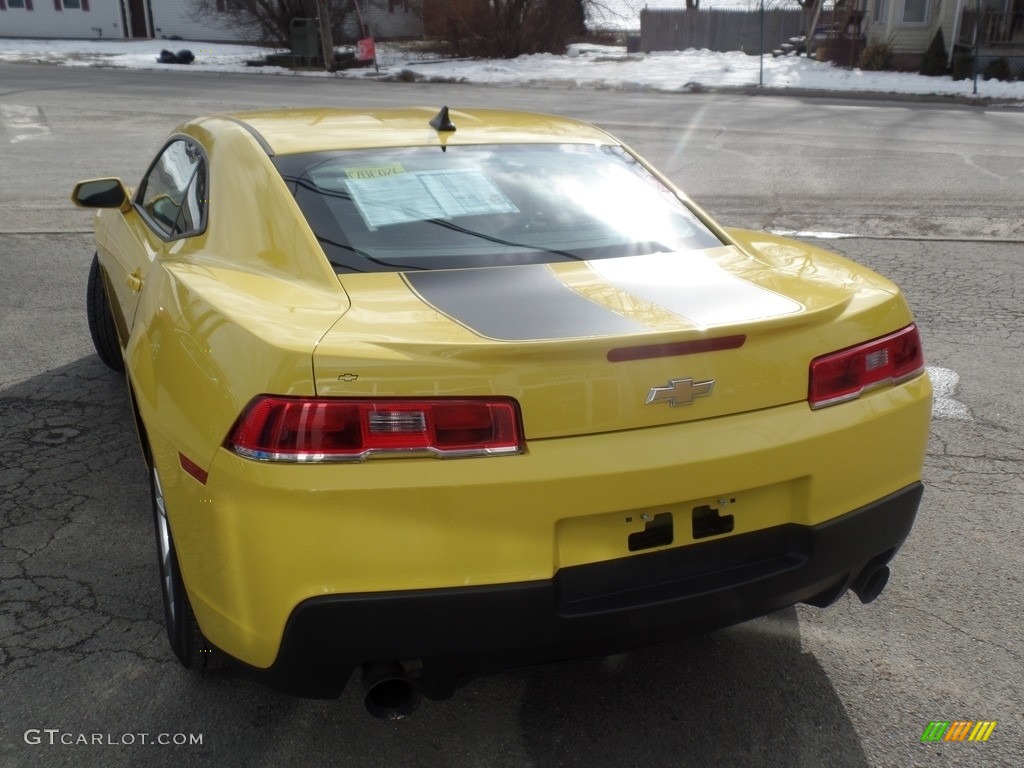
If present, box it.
[126,120,348,560]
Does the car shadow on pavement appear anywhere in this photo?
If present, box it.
[0,356,157,672]
[515,609,869,767]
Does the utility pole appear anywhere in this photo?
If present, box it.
[759,0,764,86]
[973,0,980,95]
[806,0,823,60]
[318,0,336,72]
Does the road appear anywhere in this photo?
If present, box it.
[1,62,1022,768]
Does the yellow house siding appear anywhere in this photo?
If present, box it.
[888,26,934,51]
[866,0,958,52]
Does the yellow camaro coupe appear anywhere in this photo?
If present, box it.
[73,107,931,718]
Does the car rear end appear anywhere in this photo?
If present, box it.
[160,109,931,702]
[177,258,929,700]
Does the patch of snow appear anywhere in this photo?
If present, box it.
[1,37,1023,102]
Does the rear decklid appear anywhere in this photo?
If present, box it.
[313,240,909,439]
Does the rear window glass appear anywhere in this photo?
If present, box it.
[273,144,722,273]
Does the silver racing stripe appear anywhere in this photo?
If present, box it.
[403,265,647,341]
[590,252,802,329]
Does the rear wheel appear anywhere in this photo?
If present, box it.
[86,254,124,372]
[151,466,221,671]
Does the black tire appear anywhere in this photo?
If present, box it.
[150,465,221,671]
[86,254,125,373]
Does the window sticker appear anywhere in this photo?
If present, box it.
[346,168,519,230]
[344,163,406,180]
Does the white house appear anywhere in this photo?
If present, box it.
[865,0,1024,69]
[0,0,423,42]
[0,0,233,40]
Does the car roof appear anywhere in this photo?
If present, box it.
[197,107,617,156]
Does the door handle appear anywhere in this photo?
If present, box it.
[127,269,144,292]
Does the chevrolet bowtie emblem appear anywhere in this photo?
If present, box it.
[646,377,715,407]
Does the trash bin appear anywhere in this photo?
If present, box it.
[290,17,319,60]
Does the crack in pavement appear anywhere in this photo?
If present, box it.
[0,387,165,675]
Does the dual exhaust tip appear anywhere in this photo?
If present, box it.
[360,564,893,719]
[361,661,421,720]
[851,563,890,605]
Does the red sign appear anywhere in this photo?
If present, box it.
[357,38,376,62]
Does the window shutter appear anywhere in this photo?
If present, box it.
[82,0,88,10]
[26,0,33,9]
[216,0,225,10]
[0,1,7,13]
[53,0,60,10]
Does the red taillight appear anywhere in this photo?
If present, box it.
[809,324,925,409]
[227,396,524,462]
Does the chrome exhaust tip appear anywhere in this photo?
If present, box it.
[361,661,422,720]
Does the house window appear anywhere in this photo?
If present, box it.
[900,0,929,24]
[61,0,83,9]
[872,0,889,23]
[5,0,30,9]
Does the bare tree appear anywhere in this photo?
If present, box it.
[190,0,365,48]
[442,0,588,58]
[741,0,815,44]
[193,0,592,58]
[794,0,821,36]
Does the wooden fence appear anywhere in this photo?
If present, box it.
[639,8,807,54]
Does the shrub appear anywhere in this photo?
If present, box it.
[190,0,361,49]
[919,29,947,76]
[983,57,1012,81]
[860,41,894,71]
[446,0,588,58]
[952,52,974,81]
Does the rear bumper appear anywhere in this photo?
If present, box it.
[232,482,922,699]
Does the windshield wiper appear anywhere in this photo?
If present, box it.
[315,234,429,273]
[423,218,584,262]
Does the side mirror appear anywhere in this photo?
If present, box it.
[71,178,131,211]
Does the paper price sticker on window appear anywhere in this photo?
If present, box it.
[347,168,519,230]
[345,164,406,180]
